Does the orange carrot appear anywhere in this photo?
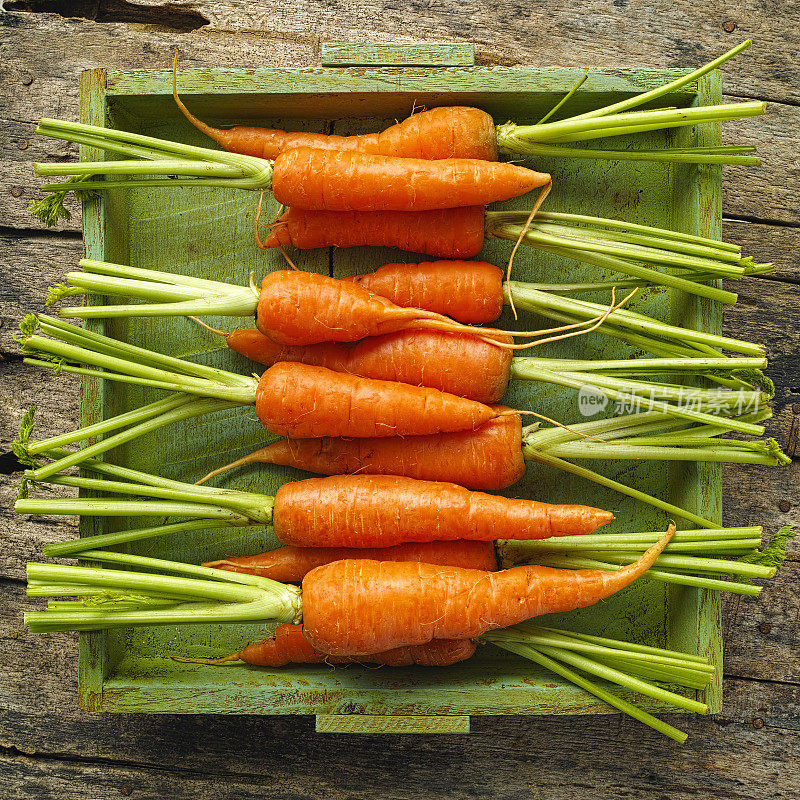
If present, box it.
[227,328,512,404]
[200,411,525,490]
[269,475,614,548]
[256,269,512,346]
[302,527,674,655]
[189,623,477,667]
[203,540,499,582]
[175,81,498,160]
[254,362,512,438]
[260,206,486,258]
[346,261,504,324]
[270,147,550,212]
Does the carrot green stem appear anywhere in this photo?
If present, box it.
[16,458,275,528]
[487,639,690,742]
[21,396,238,483]
[489,223,738,304]
[24,551,303,633]
[509,361,767,434]
[504,283,765,357]
[495,41,761,168]
[520,409,786,527]
[43,519,241,558]
[573,41,752,119]
[495,143,759,165]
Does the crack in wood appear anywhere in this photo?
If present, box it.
[0,450,23,476]
[3,1,210,33]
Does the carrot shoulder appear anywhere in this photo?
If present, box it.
[271,147,549,211]
[302,527,674,655]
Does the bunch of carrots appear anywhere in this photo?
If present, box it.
[17,41,794,743]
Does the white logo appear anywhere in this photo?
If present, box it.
[577,385,609,417]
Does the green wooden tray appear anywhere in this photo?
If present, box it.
[76,43,723,733]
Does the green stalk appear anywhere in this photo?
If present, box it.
[495,41,761,168]
[505,282,765,356]
[24,553,303,633]
[508,363,766,435]
[26,395,190,456]
[569,40,753,120]
[510,102,764,144]
[22,396,238,482]
[527,554,763,596]
[16,462,276,538]
[488,640,690,742]
[491,223,738,304]
[43,519,240,557]
[512,223,745,277]
[496,142,759,165]
[523,211,742,252]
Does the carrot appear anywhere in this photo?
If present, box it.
[260,206,486,257]
[255,362,510,438]
[345,260,504,324]
[176,76,498,161]
[204,540,499,581]
[190,407,788,530]
[255,269,523,347]
[271,146,550,212]
[301,526,674,654]
[186,624,477,667]
[272,475,614,547]
[205,411,526,491]
[24,526,673,655]
[226,328,513,404]
[30,120,551,215]
[54,264,565,350]
[25,461,614,555]
[25,550,718,738]
[172,43,762,166]
[21,317,519,441]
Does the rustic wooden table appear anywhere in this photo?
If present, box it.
[2,3,798,798]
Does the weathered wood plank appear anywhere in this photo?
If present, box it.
[2,8,799,230]
[0,570,798,800]
[0,232,83,352]
[321,42,475,67]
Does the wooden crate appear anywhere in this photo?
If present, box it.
[77,43,722,733]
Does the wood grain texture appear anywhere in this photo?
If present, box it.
[2,3,799,796]
[320,42,476,66]
[2,6,799,230]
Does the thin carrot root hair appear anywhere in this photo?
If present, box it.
[470,286,635,351]
[188,316,231,338]
[278,244,299,270]
[498,409,611,442]
[375,290,632,351]
[171,50,233,141]
[506,180,552,319]
[195,452,264,485]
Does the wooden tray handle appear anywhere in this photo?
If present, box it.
[316,714,471,733]
[320,42,475,68]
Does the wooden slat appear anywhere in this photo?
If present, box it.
[321,42,475,67]
[316,714,471,733]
